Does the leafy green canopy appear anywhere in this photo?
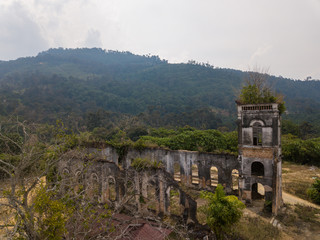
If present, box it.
[282,134,320,166]
[238,72,286,114]
[200,184,245,239]
[139,127,238,154]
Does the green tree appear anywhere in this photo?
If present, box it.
[200,184,245,240]
[238,70,285,114]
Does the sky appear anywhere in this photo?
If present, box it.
[0,0,319,80]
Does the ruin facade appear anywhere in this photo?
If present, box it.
[58,102,282,218]
[58,148,239,222]
[237,103,282,214]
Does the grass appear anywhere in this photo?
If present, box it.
[282,161,320,201]
[231,216,280,240]
[276,204,320,236]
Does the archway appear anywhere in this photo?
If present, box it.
[210,166,218,187]
[251,162,264,176]
[168,186,181,216]
[146,182,158,211]
[252,183,265,200]
[191,164,199,185]
[173,163,181,182]
[107,177,116,202]
[232,169,239,190]
[252,121,263,146]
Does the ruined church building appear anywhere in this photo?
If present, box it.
[59,102,282,220]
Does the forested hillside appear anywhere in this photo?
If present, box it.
[1,48,320,133]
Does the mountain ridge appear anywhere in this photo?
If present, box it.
[0,48,320,130]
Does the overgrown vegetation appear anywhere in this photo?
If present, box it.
[131,157,162,171]
[199,184,245,240]
[282,134,320,166]
[238,71,286,114]
[139,127,238,155]
[0,120,115,239]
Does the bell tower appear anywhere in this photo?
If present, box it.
[237,103,282,214]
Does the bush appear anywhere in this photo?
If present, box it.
[131,158,162,171]
[282,135,320,166]
[140,129,238,154]
[200,184,245,240]
[307,179,320,204]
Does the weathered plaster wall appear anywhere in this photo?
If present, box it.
[58,145,239,222]
[87,146,239,192]
[237,103,282,214]
[58,157,198,222]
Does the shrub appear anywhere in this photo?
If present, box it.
[131,158,162,171]
[307,179,320,204]
[200,184,245,240]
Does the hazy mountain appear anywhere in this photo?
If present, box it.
[0,48,320,130]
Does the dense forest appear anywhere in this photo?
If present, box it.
[1,48,320,133]
[1,48,320,167]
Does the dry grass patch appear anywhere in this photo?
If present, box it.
[282,161,320,201]
[276,204,320,239]
[231,215,281,240]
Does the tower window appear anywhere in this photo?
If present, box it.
[253,122,262,146]
[251,162,264,176]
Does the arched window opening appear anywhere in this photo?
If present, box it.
[108,177,116,202]
[191,164,199,185]
[252,183,265,200]
[232,169,239,190]
[168,187,181,216]
[251,162,264,176]
[173,163,181,182]
[210,166,218,187]
[253,122,262,146]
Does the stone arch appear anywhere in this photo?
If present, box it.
[253,122,263,146]
[251,162,264,176]
[191,164,199,185]
[107,176,116,202]
[166,186,181,216]
[249,119,265,127]
[210,166,219,187]
[252,182,265,200]
[146,180,158,211]
[231,169,239,190]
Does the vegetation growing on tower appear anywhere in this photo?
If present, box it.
[238,71,286,114]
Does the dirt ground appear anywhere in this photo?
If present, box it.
[244,161,320,240]
[282,161,320,201]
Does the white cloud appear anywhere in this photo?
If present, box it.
[84,29,102,48]
[0,1,48,59]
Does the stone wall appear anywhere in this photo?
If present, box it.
[58,145,239,222]
[88,146,239,192]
